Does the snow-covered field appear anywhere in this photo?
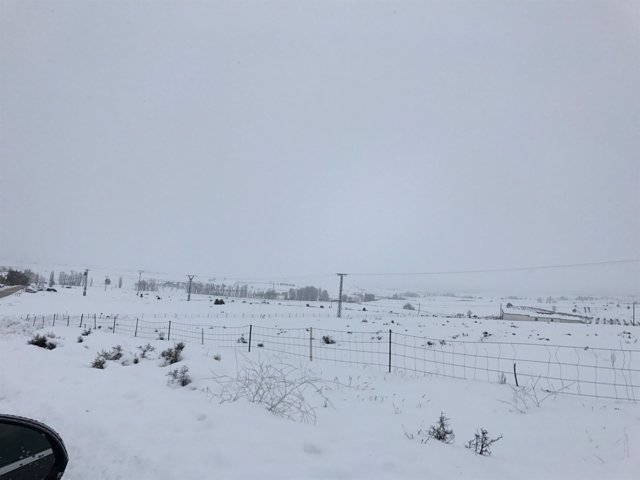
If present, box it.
[1,287,639,479]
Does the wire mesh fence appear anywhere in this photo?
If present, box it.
[13,312,640,402]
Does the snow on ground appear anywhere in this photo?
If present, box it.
[1,288,639,479]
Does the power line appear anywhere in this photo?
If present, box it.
[349,259,640,277]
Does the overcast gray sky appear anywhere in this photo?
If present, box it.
[1,0,638,296]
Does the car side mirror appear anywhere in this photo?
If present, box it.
[0,415,68,480]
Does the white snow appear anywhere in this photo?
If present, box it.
[1,287,639,479]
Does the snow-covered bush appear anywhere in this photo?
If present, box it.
[167,365,192,387]
[28,333,57,350]
[466,428,502,455]
[403,303,415,310]
[160,342,185,366]
[428,412,455,444]
[502,377,575,413]
[210,357,329,424]
[90,346,125,369]
[322,335,336,345]
[137,343,155,359]
[213,353,222,361]
[101,345,123,361]
[91,355,106,369]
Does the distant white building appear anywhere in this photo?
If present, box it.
[500,304,591,324]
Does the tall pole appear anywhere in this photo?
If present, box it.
[137,270,143,296]
[337,273,347,318]
[187,275,195,301]
[82,269,89,297]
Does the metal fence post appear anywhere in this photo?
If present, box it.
[135,318,139,337]
[52,315,56,327]
[112,317,116,333]
[248,325,253,352]
[310,327,313,361]
[168,321,171,341]
[79,314,83,328]
[201,328,204,345]
[67,315,70,327]
[388,329,392,373]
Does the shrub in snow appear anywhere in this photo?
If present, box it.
[81,328,92,336]
[157,331,165,340]
[102,345,123,361]
[466,428,502,456]
[137,343,155,359]
[502,377,573,413]
[403,303,415,310]
[237,334,248,344]
[498,372,507,384]
[160,342,185,366]
[210,356,330,424]
[213,353,222,361]
[28,333,57,350]
[77,336,84,343]
[322,335,336,345]
[133,355,139,364]
[167,365,192,387]
[428,412,455,444]
[91,355,106,369]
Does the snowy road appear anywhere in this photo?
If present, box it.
[0,286,24,299]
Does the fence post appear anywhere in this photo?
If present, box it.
[168,321,171,341]
[112,317,116,333]
[135,318,139,337]
[310,327,313,361]
[79,314,83,328]
[388,329,392,373]
[52,315,56,327]
[513,362,519,387]
[67,315,70,327]
[94,315,97,329]
[201,328,204,345]
[248,325,253,352]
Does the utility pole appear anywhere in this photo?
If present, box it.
[82,269,89,297]
[137,270,144,296]
[187,275,195,301]
[336,273,347,318]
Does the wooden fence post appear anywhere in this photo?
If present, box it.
[310,327,313,361]
[79,314,83,328]
[134,318,139,337]
[168,321,171,341]
[248,325,253,352]
[201,328,204,345]
[388,329,392,373]
[112,317,116,333]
